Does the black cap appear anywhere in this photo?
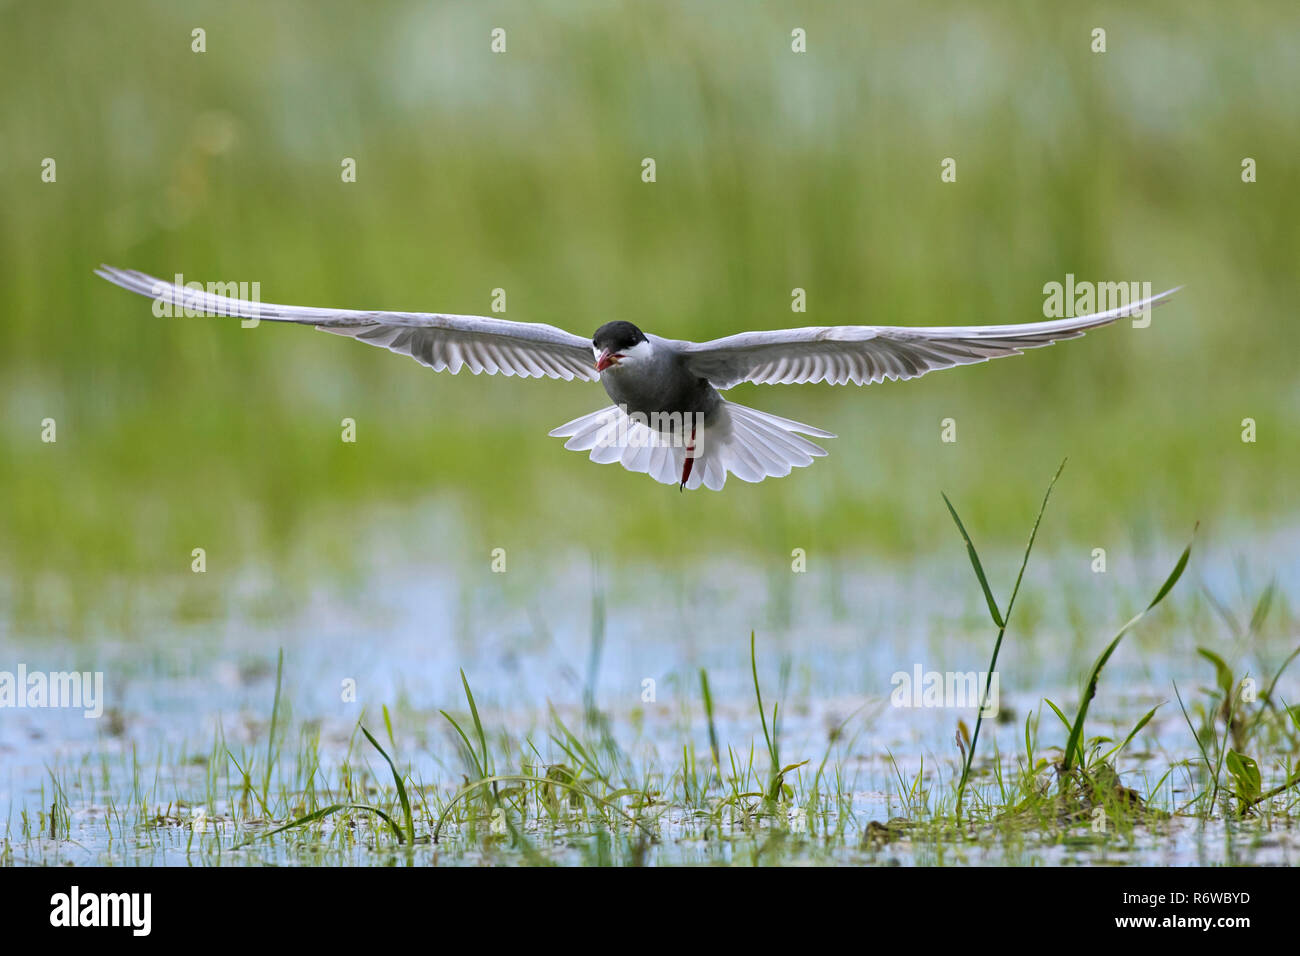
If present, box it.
[592,320,646,352]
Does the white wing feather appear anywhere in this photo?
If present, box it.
[677,287,1180,389]
[95,266,598,382]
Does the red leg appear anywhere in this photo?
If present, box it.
[679,427,696,491]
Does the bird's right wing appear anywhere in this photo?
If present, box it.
[95,266,599,381]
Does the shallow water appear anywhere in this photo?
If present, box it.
[2,507,1297,865]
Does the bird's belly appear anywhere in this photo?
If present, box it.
[601,373,719,424]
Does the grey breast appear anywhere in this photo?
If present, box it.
[601,344,721,421]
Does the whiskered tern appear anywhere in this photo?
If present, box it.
[96,266,1177,491]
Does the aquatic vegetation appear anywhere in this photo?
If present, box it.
[6,483,1297,867]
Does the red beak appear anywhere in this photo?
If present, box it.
[595,349,621,372]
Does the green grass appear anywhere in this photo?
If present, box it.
[14,628,1296,865]
[8,483,1299,866]
[946,459,1065,818]
[1057,529,1192,773]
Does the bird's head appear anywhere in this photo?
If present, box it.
[592,321,649,373]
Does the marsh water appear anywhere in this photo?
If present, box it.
[3,505,1297,866]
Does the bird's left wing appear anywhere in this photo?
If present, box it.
[677,287,1180,389]
[95,266,599,381]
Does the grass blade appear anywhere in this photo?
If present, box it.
[461,669,490,772]
[952,459,1065,820]
[261,648,283,812]
[941,493,1004,629]
[1062,531,1195,773]
[361,725,414,845]
[700,668,720,771]
[246,802,405,845]
[750,632,782,800]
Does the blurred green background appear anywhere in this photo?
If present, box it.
[2,1,1297,629]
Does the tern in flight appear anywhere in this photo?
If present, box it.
[96,266,1177,491]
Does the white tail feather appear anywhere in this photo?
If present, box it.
[548,402,833,490]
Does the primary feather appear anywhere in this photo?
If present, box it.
[675,286,1180,389]
[94,265,598,382]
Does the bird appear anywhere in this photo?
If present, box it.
[95,266,1178,491]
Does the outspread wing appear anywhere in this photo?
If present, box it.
[678,287,1180,389]
[95,266,599,381]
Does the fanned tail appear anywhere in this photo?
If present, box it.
[548,401,833,491]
